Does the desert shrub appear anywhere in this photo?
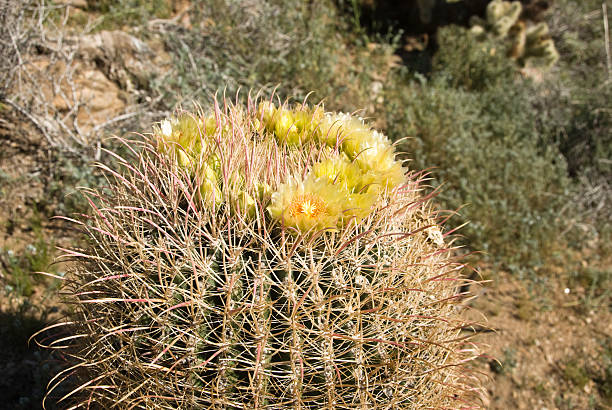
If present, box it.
[151,0,399,114]
[432,24,518,91]
[549,0,609,88]
[384,65,573,271]
[541,0,611,181]
[531,80,612,254]
[427,2,610,263]
[533,0,612,251]
[533,82,612,180]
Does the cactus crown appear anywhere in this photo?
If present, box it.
[40,94,483,409]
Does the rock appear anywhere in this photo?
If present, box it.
[11,27,173,144]
[77,30,168,92]
[24,56,126,138]
[74,68,126,129]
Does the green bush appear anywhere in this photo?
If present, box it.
[432,25,518,91]
[383,25,575,271]
[386,77,572,270]
[536,0,612,252]
[368,4,608,271]
[536,0,611,182]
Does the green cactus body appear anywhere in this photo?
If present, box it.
[469,1,558,70]
[486,0,522,37]
[522,23,560,68]
[41,96,484,408]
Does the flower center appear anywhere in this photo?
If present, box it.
[288,194,327,218]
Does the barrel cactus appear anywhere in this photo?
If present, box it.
[41,94,483,408]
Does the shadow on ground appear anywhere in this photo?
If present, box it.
[0,299,63,410]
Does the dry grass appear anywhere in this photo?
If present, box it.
[0,0,162,156]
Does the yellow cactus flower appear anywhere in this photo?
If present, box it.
[258,101,277,131]
[197,162,222,207]
[342,130,405,193]
[303,106,324,136]
[156,114,214,172]
[291,109,309,130]
[274,108,306,145]
[232,190,257,217]
[275,106,325,145]
[268,177,346,232]
[174,115,203,149]
[311,155,362,192]
[357,150,404,193]
[176,148,195,169]
[360,164,405,194]
[342,190,378,220]
[156,118,190,165]
[353,137,394,169]
[316,112,372,149]
[341,129,388,159]
[156,118,179,153]
[203,114,218,136]
[257,103,324,146]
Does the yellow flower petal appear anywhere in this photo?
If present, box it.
[274,109,302,145]
[232,190,256,217]
[258,101,277,131]
[311,155,362,192]
[268,177,344,232]
[316,112,370,148]
[197,162,221,207]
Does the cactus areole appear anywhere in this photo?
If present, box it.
[44,94,483,408]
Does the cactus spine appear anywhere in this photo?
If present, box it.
[40,95,483,409]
